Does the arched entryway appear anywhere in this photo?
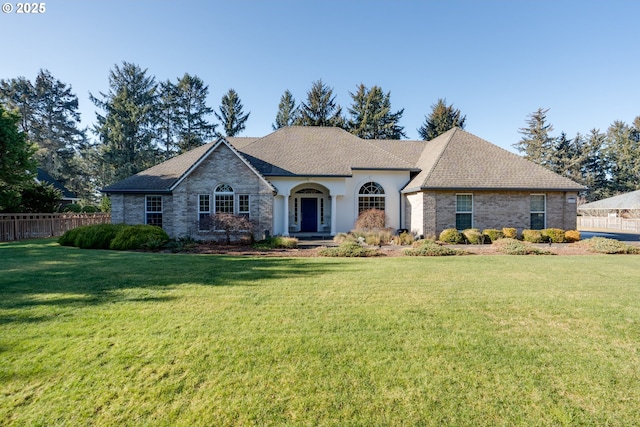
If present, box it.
[289,184,331,234]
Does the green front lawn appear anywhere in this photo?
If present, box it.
[1,239,639,426]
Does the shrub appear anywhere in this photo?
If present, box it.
[462,228,484,244]
[492,238,551,255]
[318,241,381,257]
[522,229,547,243]
[542,228,566,243]
[482,229,504,243]
[166,236,198,253]
[355,209,388,232]
[403,240,468,256]
[564,230,581,243]
[579,237,640,254]
[58,225,88,246]
[502,227,517,239]
[439,228,464,244]
[75,223,127,249]
[199,213,255,244]
[109,225,170,251]
[81,205,100,213]
[394,232,415,246]
[258,236,298,249]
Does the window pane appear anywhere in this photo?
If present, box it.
[359,182,384,195]
[238,195,249,213]
[456,194,472,213]
[147,213,163,227]
[531,213,545,230]
[456,213,472,230]
[531,195,545,212]
[215,194,234,213]
[146,196,162,212]
[215,184,233,193]
[199,195,210,213]
[358,196,385,214]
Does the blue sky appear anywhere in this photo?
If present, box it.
[1,0,639,152]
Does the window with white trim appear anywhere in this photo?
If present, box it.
[145,195,163,227]
[358,182,385,214]
[530,194,546,230]
[198,194,210,230]
[238,194,250,218]
[215,184,234,214]
[456,194,473,230]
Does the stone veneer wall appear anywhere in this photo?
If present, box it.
[412,190,578,238]
[110,143,274,240]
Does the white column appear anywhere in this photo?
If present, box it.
[330,194,337,236]
[283,195,290,236]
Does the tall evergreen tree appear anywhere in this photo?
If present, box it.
[605,119,640,194]
[273,90,299,130]
[1,70,90,199]
[296,79,345,128]
[347,84,406,139]
[581,129,610,201]
[90,62,160,185]
[215,89,250,137]
[548,132,585,181]
[173,74,216,152]
[0,105,36,212]
[158,79,178,157]
[513,107,555,167]
[417,98,466,141]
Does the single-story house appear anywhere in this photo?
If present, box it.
[102,126,585,239]
[578,190,640,217]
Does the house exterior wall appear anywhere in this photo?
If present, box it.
[413,190,579,237]
[110,143,274,240]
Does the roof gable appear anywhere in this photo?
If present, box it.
[102,138,275,194]
[403,128,586,192]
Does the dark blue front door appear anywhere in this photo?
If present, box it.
[300,198,318,232]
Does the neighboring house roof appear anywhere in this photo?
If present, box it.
[102,126,585,194]
[402,128,586,192]
[578,190,640,211]
[36,168,78,200]
[102,138,276,194]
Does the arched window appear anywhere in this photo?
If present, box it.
[215,184,234,213]
[358,182,385,213]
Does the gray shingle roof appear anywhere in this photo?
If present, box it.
[578,190,640,210]
[235,126,417,176]
[103,126,585,194]
[403,128,586,192]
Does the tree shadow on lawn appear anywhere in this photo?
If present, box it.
[0,240,345,317]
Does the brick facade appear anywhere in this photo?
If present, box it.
[111,143,274,240]
[405,190,579,238]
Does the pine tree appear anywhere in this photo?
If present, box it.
[605,119,640,194]
[215,89,250,137]
[0,105,36,212]
[90,62,160,185]
[158,79,178,157]
[347,84,406,139]
[513,108,554,167]
[296,80,344,128]
[417,98,466,141]
[581,129,610,201]
[1,70,90,200]
[173,74,217,152]
[272,90,299,130]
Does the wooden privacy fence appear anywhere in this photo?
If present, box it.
[0,213,111,242]
[577,216,640,233]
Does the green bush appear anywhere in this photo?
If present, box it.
[502,227,517,239]
[81,205,100,213]
[58,225,89,246]
[522,229,548,243]
[254,236,299,249]
[318,242,380,257]
[564,230,581,243]
[109,225,169,251]
[462,228,484,244]
[542,228,566,243]
[482,229,504,243]
[75,223,128,249]
[63,203,83,213]
[439,228,464,244]
[404,240,468,256]
[579,237,640,254]
[492,238,551,255]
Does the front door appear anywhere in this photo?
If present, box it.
[300,198,318,232]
